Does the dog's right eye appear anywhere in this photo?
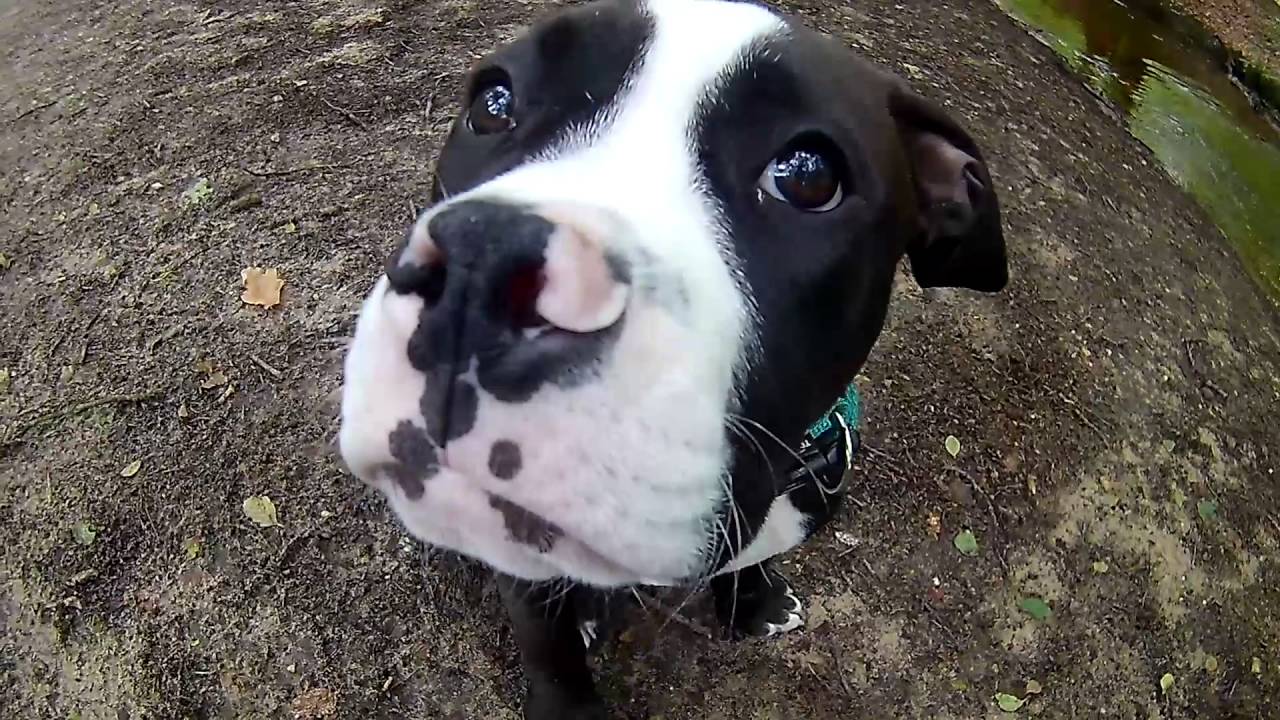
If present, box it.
[468,82,516,135]
[758,135,847,213]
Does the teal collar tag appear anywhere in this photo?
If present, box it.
[805,383,861,441]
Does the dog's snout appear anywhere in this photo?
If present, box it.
[388,200,630,335]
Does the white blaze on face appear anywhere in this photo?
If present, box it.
[340,0,786,586]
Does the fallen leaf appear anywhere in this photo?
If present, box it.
[834,531,860,548]
[1019,597,1052,621]
[182,536,202,559]
[1091,560,1110,574]
[181,177,213,207]
[945,435,962,457]
[926,513,942,539]
[201,371,229,389]
[1160,673,1175,694]
[1025,680,1043,695]
[72,521,97,546]
[291,687,337,719]
[1253,657,1263,675]
[953,529,979,556]
[0,368,10,394]
[279,220,298,235]
[241,267,285,309]
[995,692,1026,712]
[1205,655,1219,673]
[120,459,142,478]
[949,678,970,692]
[1197,500,1219,521]
[243,495,280,527]
[178,402,190,419]
[0,252,11,270]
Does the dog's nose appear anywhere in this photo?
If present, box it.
[386,200,629,335]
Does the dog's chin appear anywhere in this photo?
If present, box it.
[376,458,721,588]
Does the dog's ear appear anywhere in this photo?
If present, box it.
[890,84,1008,292]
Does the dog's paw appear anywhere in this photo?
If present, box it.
[759,583,804,637]
[578,619,599,650]
[713,564,807,640]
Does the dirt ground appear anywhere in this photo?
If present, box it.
[2,0,1279,718]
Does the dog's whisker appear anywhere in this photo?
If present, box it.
[729,412,830,514]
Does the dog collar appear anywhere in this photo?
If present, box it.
[780,383,861,499]
[805,382,861,442]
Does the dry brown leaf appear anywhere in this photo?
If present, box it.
[241,267,284,308]
[926,513,943,539]
[291,687,337,719]
[200,371,228,389]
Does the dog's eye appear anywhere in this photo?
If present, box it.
[468,82,516,135]
[759,139,845,212]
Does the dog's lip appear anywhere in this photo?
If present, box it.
[489,493,672,585]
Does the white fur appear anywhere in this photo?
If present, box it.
[716,496,811,576]
[340,1,786,586]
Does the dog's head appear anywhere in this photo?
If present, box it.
[340,0,1006,587]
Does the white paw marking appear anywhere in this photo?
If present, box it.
[763,586,805,637]
[578,620,599,649]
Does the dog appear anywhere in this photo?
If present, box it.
[338,0,1008,716]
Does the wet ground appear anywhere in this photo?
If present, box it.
[1001,0,1280,300]
[2,1,1280,719]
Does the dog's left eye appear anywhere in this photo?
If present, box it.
[758,139,845,213]
[468,82,517,135]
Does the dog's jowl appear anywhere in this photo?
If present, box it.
[339,0,1007,717]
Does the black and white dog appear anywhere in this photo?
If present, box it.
[339,0,1007,716]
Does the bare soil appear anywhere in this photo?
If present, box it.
[2,1,1279,718]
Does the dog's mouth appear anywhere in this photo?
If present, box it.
[480,489,683,586]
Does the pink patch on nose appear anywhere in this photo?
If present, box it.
[535,215,629,333]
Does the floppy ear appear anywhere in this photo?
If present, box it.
[890,84,1008,292]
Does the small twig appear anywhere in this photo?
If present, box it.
[249,354,284,379]
[635,591,713,639]
[12,99,58,122]
[827,637,855,700]
[3,391,161,446]
[49,305,106,360]
[321,97,369,131]
[201,10,240,25]
[244,163,350,178]
[133,245,217,304]
[953,466,1010,575]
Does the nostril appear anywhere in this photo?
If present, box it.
[500,263,549,332]
[386,247,448,304]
